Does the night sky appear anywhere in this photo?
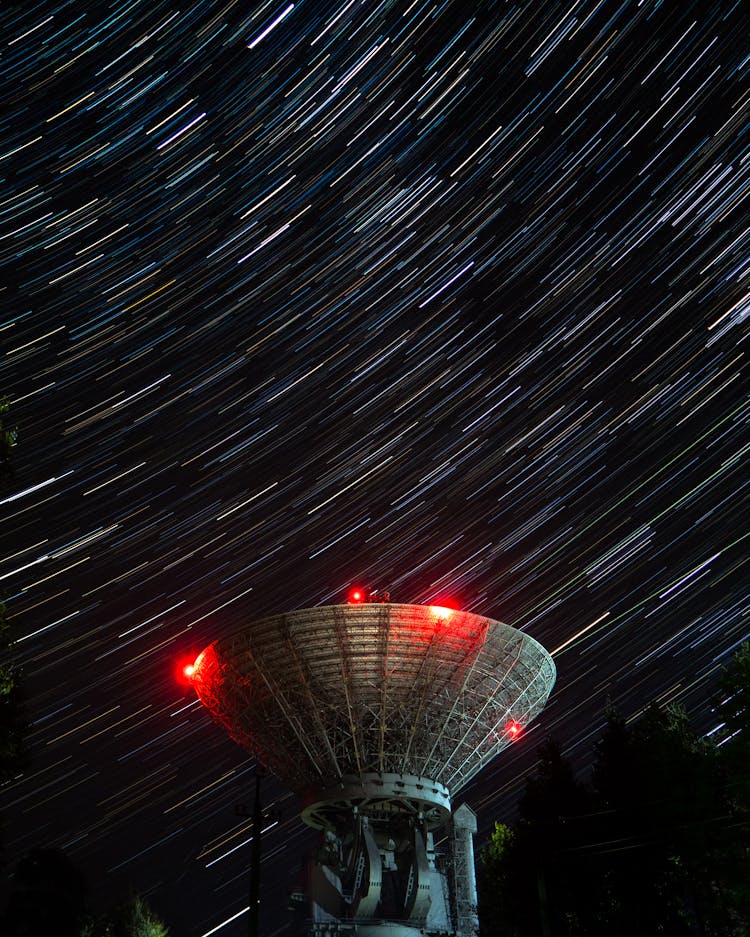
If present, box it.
[1,1,748,934]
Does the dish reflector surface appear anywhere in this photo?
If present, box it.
[192,603,555,795]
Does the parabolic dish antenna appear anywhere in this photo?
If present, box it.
[190,602,555,935]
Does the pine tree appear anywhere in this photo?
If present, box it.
[477,822,521,937]
[478,679,750,937]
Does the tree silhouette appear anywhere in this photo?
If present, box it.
[1,848,88,937]
[713,642,750,929]
[478,669,750,937]
[716,642,750,807]
[479,739,601,937]
[591,704,722,936]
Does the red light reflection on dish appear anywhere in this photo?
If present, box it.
[506,720,522,739]
[429,597,458,621]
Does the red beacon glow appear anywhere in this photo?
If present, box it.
[429,598,458,621]
[506,720,522,739]
[176,652,203,687]
[348,586,366,604]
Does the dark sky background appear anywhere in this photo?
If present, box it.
[1,0,748,934]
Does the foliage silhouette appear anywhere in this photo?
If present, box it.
[1,847,88,937]
[478,667,750,937]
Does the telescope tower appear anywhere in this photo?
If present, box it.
[189,599,555,936]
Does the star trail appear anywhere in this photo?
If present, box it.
[1,0,748,934]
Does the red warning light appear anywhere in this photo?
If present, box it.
[506,720,522,739]
[429,598,458,621]
[348,586,365,604]
[176,655,200,687]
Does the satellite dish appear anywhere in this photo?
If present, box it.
[190,603,555,935]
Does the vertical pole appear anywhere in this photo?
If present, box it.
[249,766,263,937]
[537,866,551,937]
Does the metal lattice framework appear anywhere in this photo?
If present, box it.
[192,603,555,797]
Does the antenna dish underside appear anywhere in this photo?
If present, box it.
[192,603,555,796]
